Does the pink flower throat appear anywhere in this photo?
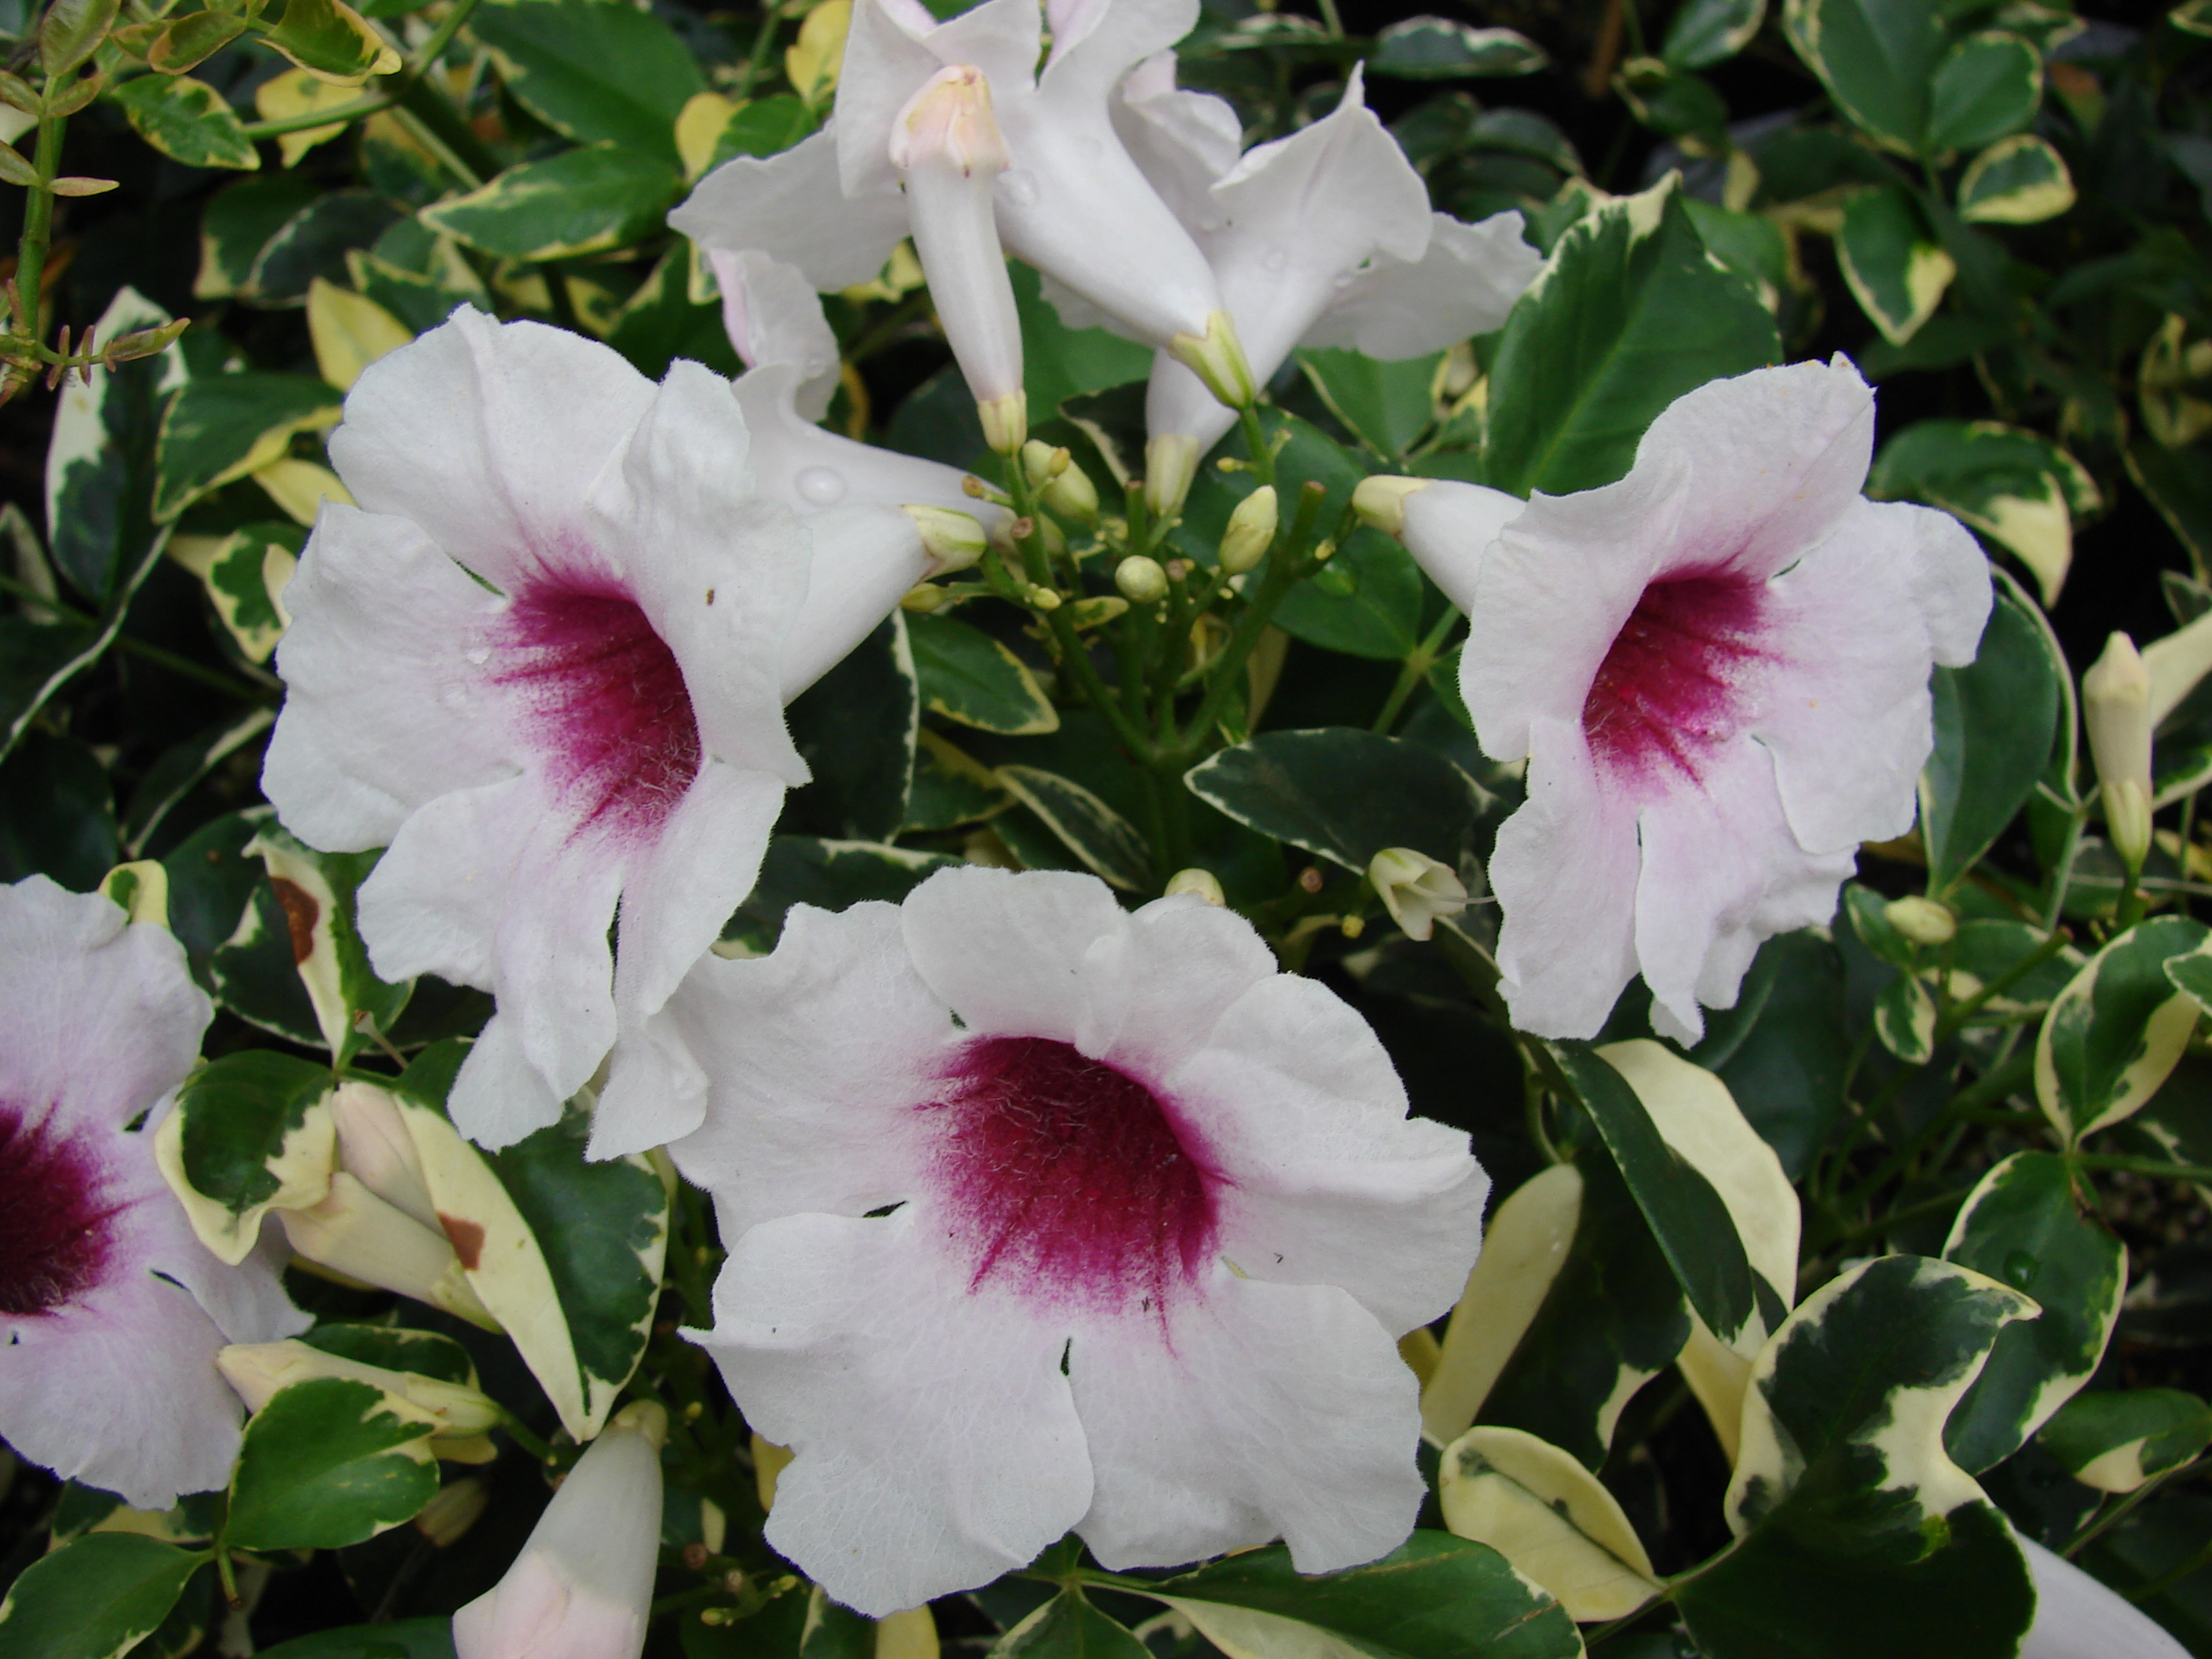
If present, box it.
[1583,573,1770,786]
[925,1036,1218,1315]
[496,586,701,840]
[1,1106,119,1318]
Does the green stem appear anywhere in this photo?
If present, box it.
[496,1407,557,1463]
[1373,605,1459,734]
[5,108,64,396]
[1171,482,1327,760]
[2042,805,2089,932]
[1237,404,1276,491]
[731,0,783,101]
[2064,1458,2199,1559]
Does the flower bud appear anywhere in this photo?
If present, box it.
[903,504,987,575]
[1166,309,1256,412]
[1368,848,1469,942]
[1020,441,1068,485]
[281,1173,498,1331]
[977,390,1028,457]
[1164,868,1227,906]
[1144,434,1201,519]
[888,64,1009,176]
[1883,895,1956,947]
[900,584,946,613]
[1352,475,1431,538]
[416,1477,491,1547]
[1115,555,1169,606]
[2084,631,2154,873]
[452,1402,667,1659]
[218,1339,504,1441]
[328,1080,438,1230]
[1218,486,1277,576]
[1042,460,1098,524]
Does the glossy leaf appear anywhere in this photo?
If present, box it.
[1781,0,1946,154]
[907,611,1059,734]
[302,1324,478,1386]
[1943,1152,2126,1473]
[1437,1424,1660,1621]
[785,613,916,840]
[2038,1389,2212,1493]
[1871,419,2099,606]
[1662,0,1767,68]
[725,837,961,953]
[471,0,703,163]
[905,729,1011,831]
[1924,31,2041,157]
[1958,133,2075,223]
[152,372,341,522]
[1697,930,1851,1180]
[1873,972,1938,1063]
[209,875,327,1046]
[224,1377,441,1550]
[169,521,306,664]
[997,766,1152,891]
[1921,581,2062,892]
[2035,915,2212,1143]
[255,1619,457,1658]
[1297,348,1442,461]
[148,11,247,74]
[1185,727,1483,873]
[995,1591,1151,1659]
[420,145,683,262]
[245,819,413,1060]
[40,0,120,75]
[1837,184,1955,346]
[0,1533,204,1659]
[155,1048,335,1265]
[257,0,400,84]
[1482,174,1778,496]
[1369,17,1546,79]
[113,74,260,170]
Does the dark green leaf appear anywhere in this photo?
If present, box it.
[250,191,403,307]
[0,1532,203,1659]
[2039,1389,2212,1492]
[784,613,916,840]
[997,765,1153,891]
[209,875,324,1043]
[2128,438,2212,577]
[1871,421,2095,606]
[1012,262,1152,416]
[0,731,119,890]
[1663,0,1767,68]
[255,1618,457,1658]
[996,1591,1152,1659]
[1925,31,2041,157]
[1185,727,1484,871]
[1782,0,1946,153]
[1957,132,2075,224]
[112,73,260,170]
[905,730,1011,832]
[726,836,961,952]
[160,807,269,958]
[708,93,817,167]
[1837,183,1954,345]
[46,286,185,604]
[1943,1151,2126,1473]
[1482,176,1779,496]
[1296,349,1442,460]
[152,372,341,522]
[1369,17,1546,79]
[302,1324,478,1386]
[2036,915,2212,1142]
[1921,582,2060,892]
[225,1378,441,1550]
[470,0,701,162]
[420,145,681,261]
[167,1048,333,1257]
[907,611,1058,734]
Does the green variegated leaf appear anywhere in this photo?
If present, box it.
[469,0,702,162]
[905,729,1011,832]
[2039,1389,2212,1492]
[907,611,1059,734]
[1678,1257,2038,1659]
[1478,1153,1690,1470]
[1663,0,1766,68]
[1942,1152,2126,1473]
[1871,420,2099,606]
[301,1324,478,1386]
[154,1049,335,1265]
[1549,1042,1761,1354]
[1874,972,1938,1063]
[256,0,400,83]
[1368,17,1546,79]
[1296,349,1443,460]
[1185,728,1484,873]
[1842,880,1917,970]
[224,1378,440,1550]
[1924,31,2041,157]
[252,1618,457,1658]
[112,74,260,170]
[40,0,121,77]
[1837,184,1955,346]
[1437,1425,1661,1621]
[2035,915,2212,1142]
[245,820,412,1061]
[725,837,962,954]
[0,1533,206,1659]
[167,522,304,665]
[994,1590,1151,1659]
[785,613,916,840]
[1781,0,1946,154]
[1135,1532,1582,1659]
[997,766,1153,892]
[152,373,342,522]
[196,176,320,301]
[422,145,682,261]
[209,875,325,1046]
[1921,580,2063,892]
[1946,918,2080,1013]
[1958,133,2075,223]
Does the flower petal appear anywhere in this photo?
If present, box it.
[672,126,911,292]
[698,1209,1092,1615]
[1490,718,1645,1038]
[1114,50,1240,225]
[709,249,842,420]
[734,366,996,522]
[1400,479,1525,616]
[1302,211,1540,360]
[663,902,958,1237]
[1071,1272,1424,1574]
[779,504,932,702]
[900,866,1132,1046]
[1087,893,1280,1083]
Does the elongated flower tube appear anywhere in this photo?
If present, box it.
[2083,632,2153,873]
[671,0,1239,363]
[2016,1533,2188,1658]
[657,866,1489,1615]
[0,877,306,1510]
[1119,59,1539,510]
[1372,358,1990,1042]
[452,1401,667,1659]
[262,309,926,1157]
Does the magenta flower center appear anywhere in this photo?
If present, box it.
[1583,573,1771,786]
[0,1106,120,1319]
[497,587,701,840]
[925,1035,1217,1315]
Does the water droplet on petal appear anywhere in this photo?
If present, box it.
[797,465,848,505]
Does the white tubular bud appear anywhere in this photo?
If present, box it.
[2084,631,2155,873]
[452,1402,668,1659]
[218,1339,503,1441]
[892,65,1024,439]
[328,1080,438,1230]
[903,504,987,574]
[1219,485,1278,576]
[1368,848,1469,942]
[1144,434,1202,519]
[1166,309,1256,412]
[1115,555,1170,606]
[1042,460,1098,523]
[280,1173,498,1331]
[1352,475,1432,538]
[1883,895,1957,947]
[1164,868,1227,906]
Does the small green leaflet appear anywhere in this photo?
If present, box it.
[0,1532,207,1659]
[224,1377,441,1551]
[2035,914,2212,1144]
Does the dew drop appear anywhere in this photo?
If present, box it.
[797,465,848,505]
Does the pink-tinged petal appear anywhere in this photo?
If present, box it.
[835,0,968,199]
[1636,355,1874,585]
[734,366,998,522]
[1456,460,1686,763]
[663,903,958,1237]
[1631,738,1852,1041]
[1165,975,1487,1334]
[454,1552,645,1659]
[138,1196,307,1348]
[672,126,911,291]
[1877,495,1993,668]
[0,878,209,1140]
[262,503,514,853]
[2017,1533,2189,1659]
[1755,500,1957,856]
[699,1209,1092,1617]
[585,360,808,786]
[1400,480,1524,616]
[1302,211,1540,360]
[708,250,841,420]
[1490,718,1644,1038]
[779,504,931,701]
[900,866,1132,1046]
[328,309,651,590]
[1071,1273,1424,1574]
